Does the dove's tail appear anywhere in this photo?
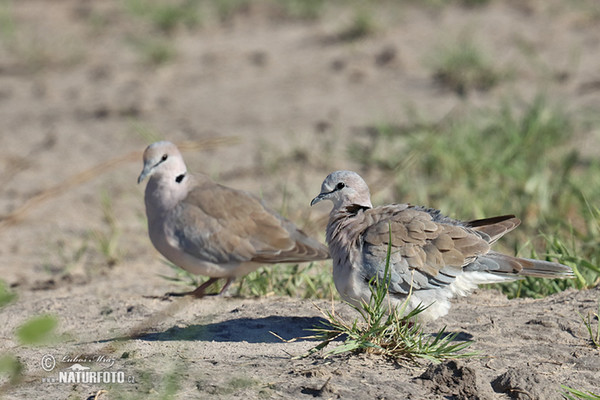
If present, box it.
[467,251,574,279]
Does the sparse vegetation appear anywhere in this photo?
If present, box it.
[278,0,326,19]
[129,36,177,65]
[158,259,203,291]
[90,192,122,267]
[236,262,334,299]
[2,0,600,398]
[161,260,334,299]
[432,37,502,95]
[212,0,251,22]
[336,8,377,42]
[348,95,600,298]
[562,385,600,400]
[579,298,599,349]
[123,0,202,34]
[122,0,202,65]
[304,238,474,363]
[42,238,89,276]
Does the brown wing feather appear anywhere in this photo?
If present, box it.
[177,178,329,264]
[363,207,491,277]
[466,215,521,244]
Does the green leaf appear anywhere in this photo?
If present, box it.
[15,315,58,345]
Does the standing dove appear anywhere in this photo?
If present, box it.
[311,170,573,321]
[138,141,329,297]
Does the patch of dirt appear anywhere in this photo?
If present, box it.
[1,284,599,399]
[419,360,482,400]
[1,0,599,399]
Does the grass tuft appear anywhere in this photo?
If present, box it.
[158,260,203,290]
[91,192,122,267]
[236,262,333,299]
[432,37,502,96]
[159,260,334,299]
[129,36,177,65]
[123,0,202,34]
[579,298,599,349]
[336,9,376,42]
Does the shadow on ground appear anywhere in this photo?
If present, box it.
[130,316,327,343]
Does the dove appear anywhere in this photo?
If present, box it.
[138,141,330,297]
[311,170,573,321]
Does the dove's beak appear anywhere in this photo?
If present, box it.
[310,193,327,206]
[137,164,152,184]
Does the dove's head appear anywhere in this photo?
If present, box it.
[311,170,373,210]
[137,141,187,184]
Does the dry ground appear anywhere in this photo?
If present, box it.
[1,0,599,398]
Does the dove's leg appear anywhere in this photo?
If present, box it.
[218,278,234,294]
[165,277,220,298]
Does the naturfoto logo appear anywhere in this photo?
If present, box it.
[40,354,135,384]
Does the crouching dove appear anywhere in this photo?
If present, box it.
[138,141,330,297]
[311,170,573,321]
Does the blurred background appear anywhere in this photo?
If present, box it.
[1,0,600,303]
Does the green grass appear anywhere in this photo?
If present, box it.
[90,192,122,267]
[348,95,600,298]
[431,37,502,96]
[122,0,200,65]
[336,8,377,42]
[160,260,334,299]
[129,36,177,65]
[212,0,250,22]
[578,298,599,349]
[42,237,89,276]
[123,0,202,34]
[562,385,600,400]
[304,235,475,363]
[410,0,493,7]
[236,262,334,299]
[278,0,326,19]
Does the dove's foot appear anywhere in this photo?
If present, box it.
[161,277,234,299]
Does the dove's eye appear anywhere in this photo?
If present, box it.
[336,182,345,190]
[161,154,168,162]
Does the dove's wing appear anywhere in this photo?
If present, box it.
[168,179,329,266]
[359,205,491,295]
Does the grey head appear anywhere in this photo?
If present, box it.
[137,141,187,184]
[311,170,373,210]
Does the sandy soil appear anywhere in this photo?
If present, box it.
[1,0,599,398]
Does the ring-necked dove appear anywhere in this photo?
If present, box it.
[311,170,573,321]
[138,141,330,297]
